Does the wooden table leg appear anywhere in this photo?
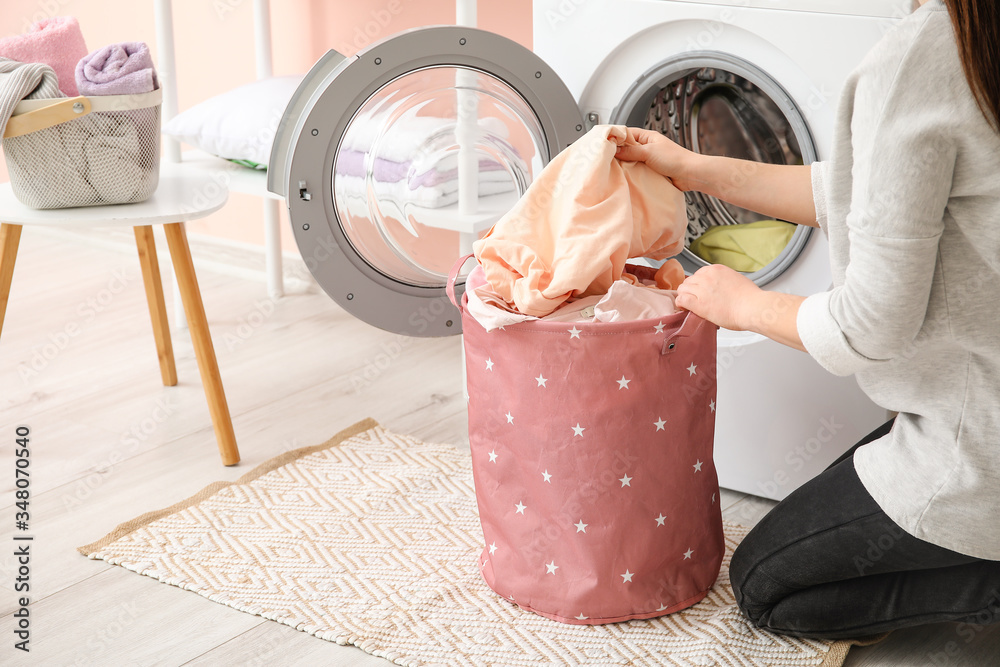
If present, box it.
[0,223,23,344]
[134,226,177,387]
[163,222,240,466]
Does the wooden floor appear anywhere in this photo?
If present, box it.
[1,228,997,666]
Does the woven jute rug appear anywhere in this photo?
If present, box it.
[81,419,875,666]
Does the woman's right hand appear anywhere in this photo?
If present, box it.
[614,127,701,191]
[615,126,819,227]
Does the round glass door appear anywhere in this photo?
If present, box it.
[332,65,547,288]
[281,26,585,336]
[614,53,816,286]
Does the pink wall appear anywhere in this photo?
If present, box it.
[0,0,532,253]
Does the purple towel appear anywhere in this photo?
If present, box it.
[75,42,158,96]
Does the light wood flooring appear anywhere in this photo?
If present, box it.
[1,228,997,666]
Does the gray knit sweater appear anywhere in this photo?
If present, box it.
[797,0,1000,559]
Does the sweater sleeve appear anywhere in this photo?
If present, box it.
[810,160,829,234]
[797,19,957,377]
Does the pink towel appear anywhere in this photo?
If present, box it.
[75,42,158,96]
[0,17,88,96]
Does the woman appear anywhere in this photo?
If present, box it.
[617,0,1000,639]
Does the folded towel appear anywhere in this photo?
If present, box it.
[76,42,158,96]
[1,56,96,205]
[343,106,511,163]
[0,56,63,137]
[0,17,88,96]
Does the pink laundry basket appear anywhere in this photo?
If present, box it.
[448,256,725,625]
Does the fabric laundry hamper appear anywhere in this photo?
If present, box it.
[2,88,161,209]
[448,256,725,625]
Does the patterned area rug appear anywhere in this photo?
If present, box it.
[80,420,874,666]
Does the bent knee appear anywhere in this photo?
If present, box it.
[729,542,784,625]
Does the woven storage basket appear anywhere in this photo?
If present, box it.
[2,89,162,209]
[448,255,725,625]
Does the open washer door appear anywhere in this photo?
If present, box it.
[268,26,586,337]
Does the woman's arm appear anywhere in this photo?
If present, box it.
[685,156,817,228]
[674,264,806,351]
[615,128,819,227]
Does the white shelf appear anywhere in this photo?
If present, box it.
[174,150,284,201]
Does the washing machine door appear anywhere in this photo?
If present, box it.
[268,26,586,337]
[611,52,818,288]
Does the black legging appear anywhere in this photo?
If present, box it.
[729,419,1000,639]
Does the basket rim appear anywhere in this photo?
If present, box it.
[12,88,162,115]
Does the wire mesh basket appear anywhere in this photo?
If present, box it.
[2,88,162,209]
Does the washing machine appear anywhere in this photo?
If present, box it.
[268,0,910,500]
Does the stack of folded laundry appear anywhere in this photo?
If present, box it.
[0,16,160,208]
[334,104,523,216]
[469,124,690,330]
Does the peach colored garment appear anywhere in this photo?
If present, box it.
[465,264,685,331]
[473,125,687,317]
[593,281,678,323]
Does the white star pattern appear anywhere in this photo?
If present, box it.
[466,302,719,600]
[657,603,669,612]
[575,613,588,620]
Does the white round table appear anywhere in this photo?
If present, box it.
[0,166,240,465]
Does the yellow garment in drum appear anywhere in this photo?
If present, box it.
[689,219,796,273]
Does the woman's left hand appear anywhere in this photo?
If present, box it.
[675,264,762,331]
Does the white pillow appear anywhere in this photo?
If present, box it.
[162,75,303,168]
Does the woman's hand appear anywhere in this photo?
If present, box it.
[615,126,819,226]
[677,264,808,351]
[614,127,701,191]
[675,264,761,331]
